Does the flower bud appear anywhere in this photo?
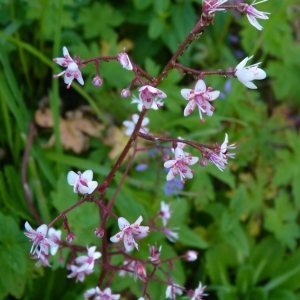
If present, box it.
[66,232,75,242]
[186,250,198,261]
[135,262,147,281]
[92,76,103,87]
[199,157,208,167]
[94,227,104,238]
[121,88,131,98]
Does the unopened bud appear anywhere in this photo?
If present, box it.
[186,250,198,261]
[135,262,147,281]
[199,157,208,167]
[94,227,104,238]
[121,88,131,98]
[92,76,103,87]
[66,232,75,242]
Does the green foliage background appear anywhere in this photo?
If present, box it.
[0,0,300,299]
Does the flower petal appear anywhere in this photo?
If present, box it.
[110,231,125,243]
[82,170,93,181]
[67,171,78,185]
[181,89,192,100]
[194,79,206,92]
[87,181,98,194]
[118,217,130,230]
[184,100,196,116]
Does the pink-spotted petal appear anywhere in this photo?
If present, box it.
[76,72,84,85]
[181,89,192,100]
[185,156,199,165]
[206,90,220,101]
[203,101,214,116]
[63,46,71,58]
[166,169,176,181]
[194,79,206,92]
[123,233,136,252]
[36,224,48,236]
[174,147,185,160]
[132,216,143,226]
[164,160,177,168]
[184,100,196,116]
[118,217,130,230]
[183,167,193,179]
[110,231,125,243]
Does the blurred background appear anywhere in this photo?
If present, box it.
[0,0,300,299]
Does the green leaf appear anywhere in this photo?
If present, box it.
[154,0,170,13]
[269,290,296,300]
[178,225,208,249]
[133,0,152,10]
[235,265,254,295]
[148,17,164,39]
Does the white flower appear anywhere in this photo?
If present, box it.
[123,114,149,136]
[24,222,56,257]
[131,95,164,112]
[235,56,266,89]
[164,147,199,183]
[75,246,101,271]
[67,170,98,194]
[48,227,61,255]
[138,85,167,109]
[166,284,183,299]
[84,287,120,300]
[202,0,228,16]
[191,282,208,300]
[53,46,84,89]
[110,216,150,252]
[67,264,93,282]
[243,0,270,31]
[84,287,101,299]
[158,201,172,227]
[181,79,220,122]
[162,228,179,243]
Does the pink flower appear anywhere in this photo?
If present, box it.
[75,246,101,271]
[148,244,162,263]
[119,260,136,277]
[186,250,198,261]
[164,147,199,183]
[235,56,266,89]
[123,114,149,136]
[202,0,228,16]
[67,170,98,194]
[158,201,172,226]
[32,252,51,267]
[48,227,61,255]
[208,151,227,171]
[84,287,102,299]
[110,216,150,252]
[53,46,84,89]
[24,222,56,257]
[239,0,270,31]
[138,85,167,109]
[118,52,133,70]
[67,264,93,282]
[190,282,208,300]
[135,262,147,281]
[166,284,183,299]
[181,79,220,122]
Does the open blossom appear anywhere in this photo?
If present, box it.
[84,287,120,300]
[123,114,149,136]
[110,216,150,252]
[53,46,84,89]
[166,284,183,299]
[190,282,208,300]
[239,0,270,31]
[67,264,93,282]
[220,133,236,160]
[202,0,228,16]
[138,85,167,109]
[235,56,266,89]
[131,95,164,112]
[48,227,62,255]
[118,52,133,70]
[24,222,56,257]
[158,201,172,226]
[75,246,101,271]
[67,170,98,194]
[181,79,220,122]
[164,147,199,183]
